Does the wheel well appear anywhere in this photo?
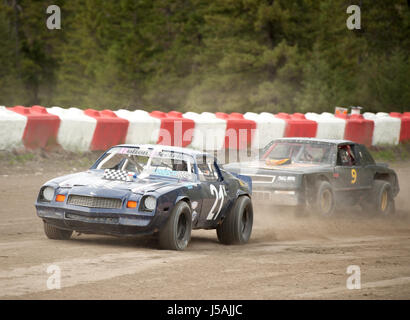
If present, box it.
[316,175,329,183]
[177,197,191,208]
[305,174,329,189]
[374,173,394,185]
[304,174,330,205]
[237,192,251,199]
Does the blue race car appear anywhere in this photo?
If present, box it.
[35,144,253,250]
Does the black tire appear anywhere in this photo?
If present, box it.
[43,222,73,240]
[158,201,192,250]
[313,181,335,217]
[361,180,395,216]
[217,196,253,245]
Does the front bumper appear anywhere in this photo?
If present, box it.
[252,189,301,206]
[252,190,301,206]
[36,204,163,237]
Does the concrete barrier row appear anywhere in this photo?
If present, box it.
[1,106,409,152]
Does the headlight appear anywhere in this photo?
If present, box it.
[42,187,55,201]
[143,196,156,211]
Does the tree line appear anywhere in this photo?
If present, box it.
[0,0,409,114]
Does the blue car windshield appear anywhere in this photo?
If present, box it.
[95,146,196,181]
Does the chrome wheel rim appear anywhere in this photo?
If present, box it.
[321,189,332,213]
[381,190,388,212]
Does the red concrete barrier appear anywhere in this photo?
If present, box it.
[7,105,60,149]
[390,112,410,142]
[84,109,129,151]
[149,111,195,147]
[3,105,409,152]
[275,113,318,138]
[215,112,256,149]
[336,113,374,146]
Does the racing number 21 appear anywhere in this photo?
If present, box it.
[351,169,357,184]
[207,184,227,220]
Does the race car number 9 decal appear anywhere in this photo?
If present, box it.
[207,184,227,220]
[351,169,357,184]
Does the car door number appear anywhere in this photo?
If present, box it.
[206,184,227,220]
[351,169,357,184]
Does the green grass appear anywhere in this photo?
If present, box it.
[1,144,410,172]
[0,149,101,174]
[369,142,410,163]
[7,152,35,165]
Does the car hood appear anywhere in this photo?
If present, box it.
[224,160,332,175]
[46,170,187,194]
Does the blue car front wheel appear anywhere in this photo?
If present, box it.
[158,201,192,250]
[43,222,73,240]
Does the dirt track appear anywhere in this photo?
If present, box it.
[0,162,409,299]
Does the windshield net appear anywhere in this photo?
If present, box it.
[95,146,196,181]
[262,142,335,165]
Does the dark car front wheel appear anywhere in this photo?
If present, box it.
[217,195,253,245]
[43,222,73,240]
[158,201,192,250]
[314,181,335,217]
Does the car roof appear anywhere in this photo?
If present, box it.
[113,144,211,157]
[272,137,355,145]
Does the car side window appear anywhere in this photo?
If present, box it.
[358,145,375,165]
[197,158,219,182]
[337,145,356,166]
[350,144,363,166]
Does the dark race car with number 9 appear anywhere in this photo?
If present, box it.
[35,144,253,250]
[224,138,399,217]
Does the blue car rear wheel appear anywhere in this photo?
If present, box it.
[217,195,253,245]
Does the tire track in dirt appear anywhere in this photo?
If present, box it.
[0,250,204,298]
[294,277,410,298]
[0,162,410,299]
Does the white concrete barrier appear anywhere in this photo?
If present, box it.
[0,106,27,150]
[183,111,227,151]
[363,112,401,146]
[114,109,161,145]
[244,112,286,149]
[1,105,409,152]
[47,107,97,152]
[305,112,346,140]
